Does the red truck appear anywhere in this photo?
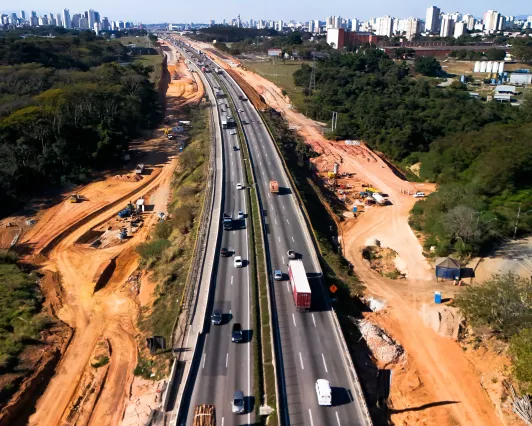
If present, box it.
[288,260,311,311]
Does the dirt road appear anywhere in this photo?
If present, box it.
[21,43,202,426]
[184,40,505,426]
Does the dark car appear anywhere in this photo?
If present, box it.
[287,250,297,260]
[221,248,230,257]
[231,323,243,343]
[211,309,222,325]
[233,146,239,151]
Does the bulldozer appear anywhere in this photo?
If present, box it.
[68,194,81,203]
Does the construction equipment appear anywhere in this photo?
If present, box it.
[135,164,145,175]
[269,180,279,194]
[193,404,215,426]
[68,194,81,203]
[327,171,336,179]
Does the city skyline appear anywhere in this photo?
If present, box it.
[2,1,530,24]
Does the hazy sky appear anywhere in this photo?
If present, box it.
[4,0,530,24]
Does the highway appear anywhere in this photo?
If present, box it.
[214,62,370,425]
[173,39,370,426]
[177,47,254,426]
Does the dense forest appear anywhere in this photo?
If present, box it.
[293,50,532,256]
[0,31,161,216]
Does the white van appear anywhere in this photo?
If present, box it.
[413,191,425,198]
[315,379,332,406]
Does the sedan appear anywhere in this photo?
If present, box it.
[237,210,245,219]
[234,256,243,268]
[221,247,230,257]
[236,183,243,190]
[274,270,283,281]
[238,108,244,112]
[287,250,297,259]
[211,309,222,325]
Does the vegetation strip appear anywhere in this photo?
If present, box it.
[215,74,277,425]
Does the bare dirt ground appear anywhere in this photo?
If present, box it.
[0,42,202,426]
[186,40,514,426]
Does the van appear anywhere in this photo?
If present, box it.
[315,379,332,406]
[232,390,245,414]
[413,192,425,198]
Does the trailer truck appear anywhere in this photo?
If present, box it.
[269,180,279,194]
[193,404,215,426]
[372,192,387,206]
[288,260,311,311]
[223,213,232,230]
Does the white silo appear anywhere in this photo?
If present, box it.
[480,61,487,73]
[498,61,505,75]
[474,61,481,72]
[486,61,493,73]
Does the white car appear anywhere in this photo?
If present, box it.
[274,270,283,281]
[237,210,245,219]
[234,256,243,268]
[413,191,425,198]
[230,130,237,135]
[315,379,332,406]
[238,108,244,112]
[236,183,243,190]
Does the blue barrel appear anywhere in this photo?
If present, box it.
[353,207,358,213]
[434,291,442,304]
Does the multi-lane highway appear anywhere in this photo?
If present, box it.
[176,47,255,426]
[173,38,370,426]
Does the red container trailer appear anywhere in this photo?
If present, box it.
[288,260,311,311]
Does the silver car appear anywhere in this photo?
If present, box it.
[274,270,283,281]
[232,390,245,414]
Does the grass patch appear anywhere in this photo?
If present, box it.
[137,104,210,375]
[91,355,110,368]
[241,60,308,111]
[119,36,153,48]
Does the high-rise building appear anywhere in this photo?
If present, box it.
[376,16,394,37]
[405,17,420,40]
[39,16,49,26]
[314,20,320,33]
[210,20,215,27]
[71,14,80,28]
[276,20,283,31]
[308,20,315,33]
[9,13,17,24]
[351,18,359,32]
[425,6,441,34]
[101,17,110,30]
[62,9,71,29]
[88,9,96,29]
[440,14,454,37]
[50,14,57,26]
[30,11,38,26]
[20,10,26,21]
[450,12,461,23]
[79,16,88,29]
[497,15,506,31]
[454,22,466,38]
[237,14,241,28]
[484,10,500,32]
[462,14,475,31]
[94,11,100,24]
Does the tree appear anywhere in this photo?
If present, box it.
[414,56,442,76]
[511,39,532,63]
[509,328,532,393]
[485,48,506,61]
[454,273,532,339]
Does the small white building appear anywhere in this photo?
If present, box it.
[509,73,532,85]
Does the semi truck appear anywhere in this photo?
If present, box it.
[223,213,232,230]
[193,404,215,426]
[288,260,311,311]
[269,180,279,194]
[372,192,387,206]
[135,164,145,174]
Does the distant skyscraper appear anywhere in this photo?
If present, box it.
[276,20,283,31]
[440,14,454,37]
[376,16,394,37]
[56,13,62,27]
[20,10,26,21]
[351,18,359,32]
[405,17,420,40]
[425,6,441,34]
[88,9,96,29]
[210,20,215,27]
[484,10,500,32]
[71,14,80,28]
[62,9,71,29]
[462,14,475,31]
[454,21,466,37]
[308,20,315,33]
[94,11,100,23]
[101,17,110,30]
[79,16,88,29]
[237,14,241,28]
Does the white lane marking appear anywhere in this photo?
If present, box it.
[299,352,304,370]
[262,171,265,176]
[202,353,206,369]
[292,313,296,327]
[221,418,224,426]
[226,353,229,368]
[322,353,329,373]
[287,219,290,225]
[309,409,314,426]
[281,256,285,264]
[312,313,316,327]
[292,236,295,242]
[336,412,341,425]
[275,218,277,225]
[286,282,290,292]
[282,205,286,210]
[278,236,281,243]
[231,276,234,285]
[260,161,262,165]
[229,309,232,315]
[269,162,271,166]
[268,193,271,198]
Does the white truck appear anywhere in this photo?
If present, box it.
[372,192,387,206]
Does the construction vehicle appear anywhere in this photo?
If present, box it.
[135,164,145,175]
[327,171,336,179]
[372,192,387,206]
[288,260,311,311]
[269,180,279,194]
[68,194,81,203]
[193,404,215,426]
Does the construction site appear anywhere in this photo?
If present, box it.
[181,36,526,426]
[0,40,203,426]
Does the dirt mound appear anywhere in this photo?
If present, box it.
[420,304,465,340]
[358,319,405,365]
[114,174,142,182]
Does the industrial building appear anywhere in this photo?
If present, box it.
[326,28,379,49]
[509,73,532,85]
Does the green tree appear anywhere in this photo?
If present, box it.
[485,48,506,61]
[454,273,532,339]
[511,39,532,63]
[509,328,532,393]
[414,56,442,76]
